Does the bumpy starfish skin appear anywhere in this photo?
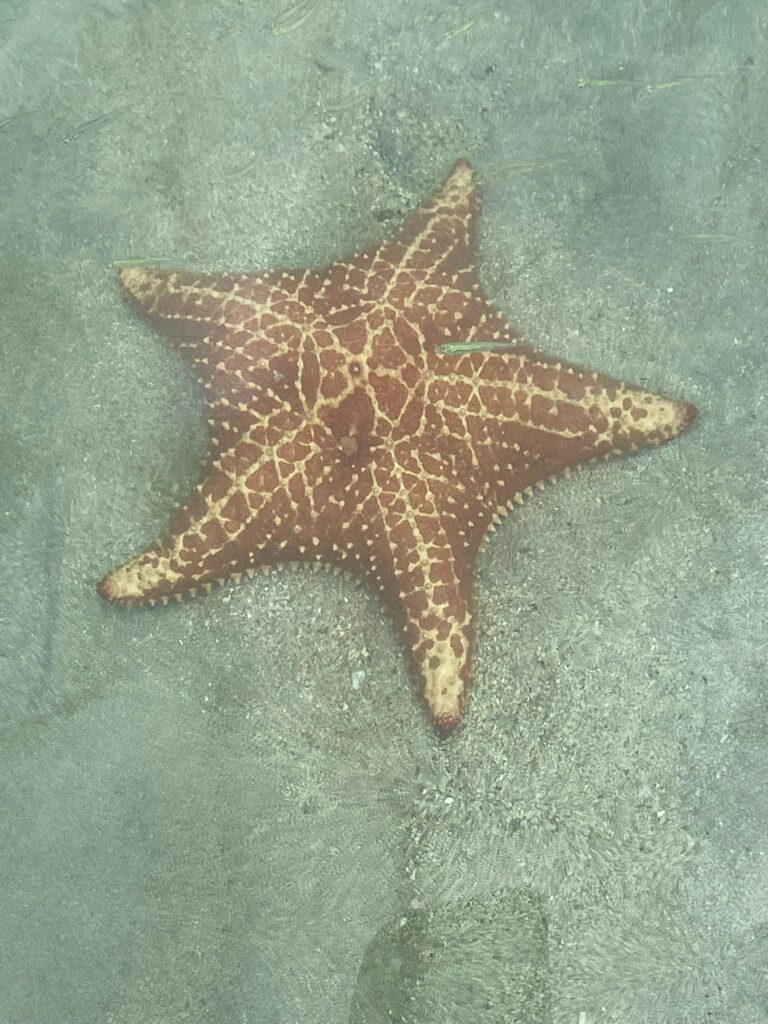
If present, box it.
[99,159,696,730]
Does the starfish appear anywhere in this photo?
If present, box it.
[98,159,696,730]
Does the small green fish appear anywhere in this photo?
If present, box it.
[437,341,521,354]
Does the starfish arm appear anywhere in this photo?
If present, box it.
[350,160,531,356]
[424,348,696,531]
[97,421,341,604]
[377,159,479,286]
[354,448,476,731]
[96,461,267,605]
[97,458,251,604]
[119,265,328,458]
[383,525,474,732]
[119,265,315,364]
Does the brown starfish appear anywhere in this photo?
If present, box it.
[99,159,696,730]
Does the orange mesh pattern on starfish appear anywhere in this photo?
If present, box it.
[99,159,696,730]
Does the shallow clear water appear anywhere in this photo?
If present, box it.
[1,2,766,1022]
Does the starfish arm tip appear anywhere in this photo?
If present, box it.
[119,264,152,294]
[97,572,125,603]
[657,395,697,442]
[433,711,462,734]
